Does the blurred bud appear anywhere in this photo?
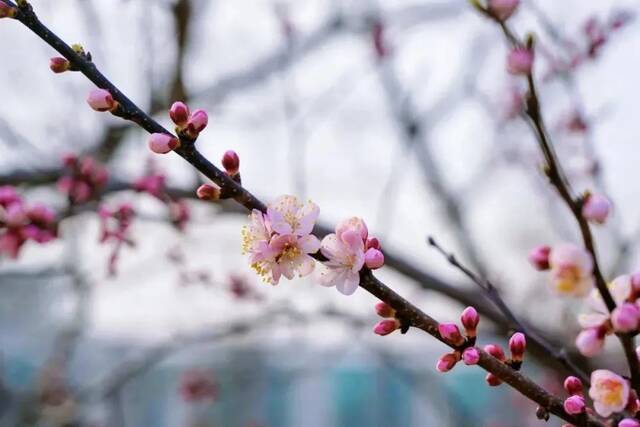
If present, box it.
[374,302,395,318]
[373,319,400,336]
[462,347,480,365]
[366,237,380,250]
[564,376,584,396]
[436,352,460,373]
[148,133,179,154]
[0,3,17,18]
[619,419,640,427]
[222,150,240,176]
[364,248,385,269]
[509,332,526,362]
[485,373,502,387]
[49,57,70,74]
[488,0,519,21]
[169,101,190,127]
[3,203,26,227]
[438,323,465,346]
[612,303,640,333]
[563,395,585,415]
[483,344,506,361]
[581,193,611,225]
[86,89,118,112]
[507,47,534,75]
[460,306,480,338]
[528,245,551,270]
[575,328,604,357]
[196,184,221,201]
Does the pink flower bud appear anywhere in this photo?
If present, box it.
[374,302,395,318]
[222,150,240,176]
[373,319,400,336]
[4,203,26,227]
[575,328,604,357]
[507,47,534,75]
[488,0,519,21]
[366,237,380,250]
[462,347,480,365]
[49,57,70,74]
[581,193,612,225]
[0,186,20,207]
[612,303,640,333]
[460,306,480,337]
[563,395,585,415]
[436,352,460,373]
[148,133,179,154]
[0,3,17,18]
[169,101,190,127]
[186,109,208,136]
[86,89,118,112]
[509,332,526,362]
[438,323,465,346]
[0,231,22,258]
[564,376,584,396]
[528,245,551,270]
[484,344,506,361]
[485,373,502,387]
[196,184,221,201]
[364,248,385,269]
[27,204,56,225]
[620,419,640,427]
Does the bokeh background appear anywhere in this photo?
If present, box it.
[1,0,640,426]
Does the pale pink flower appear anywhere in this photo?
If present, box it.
[507,47,534,75]
[319,229,365,295]
[582,193,612,224]
[589,369,629,417]
[267,195,319,237]
[548,243,594,296]
[575,328,605,357]
[268,233,320,280]
[86,89,117,112]
[336,217,368,242]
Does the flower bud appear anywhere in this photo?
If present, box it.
[196,184,221,201]
[462,347,480,365]
[148,133,179,154]
[612,303,640,333]
[438,323,465,346]
[436,352,460,373]
[564,376,584,396]
[222,150,240,176]
[507,47,534,75]
[509,332,526,362]
[366,237,380,250]
[581,193,611,225]
[87,89,118,112]
[373,319,400,336]
[619,419,640,427]
[485,373,502,387]
[3,203,26,227]
[528,245,551,270]
[374,301,395,318]
[563,395,585,415]
[488,0,519,21]
[169,101,190,127]
[49,57,70,74]
[364,248,385,269]
[483,344,506,361]
[460,306,480,337]
[186,109,208,137]
[0,3,17,18]
[575,328,604,357]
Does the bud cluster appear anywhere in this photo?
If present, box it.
[57,154,109,203]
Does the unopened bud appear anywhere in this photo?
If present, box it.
[87,89,118,112]
[563,395,585,415]
[460,306,480,337]
[508,332,526,362]
[462,347,480,365]
[373,319,400,336]
[438,323,465,346]
[436,352,460,373]
[222,150,240,176]
[196,184,221,201]
[49,57,70,73]
[563,376,583,396]
[364,248,385,269]
[148,133,180,154]
[374,302,395,318]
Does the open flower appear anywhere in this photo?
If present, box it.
[242,196,320,285]
[548,243,594,296]
[589,369,629,417]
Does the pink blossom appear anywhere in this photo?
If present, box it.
[462,347,480,365]
[436,352,460,373]
[460,306,480,337]
[528,245,550,270]
[582,193,612,224]
[589,369,629,417]
[49,57,70,74]
[267,195,319,237]
[507,47,534,75]
[222,150,240,176]
[548,243,594,296]
[575,328,605,357]
[169,101,190,127]
[611,302,640,333]
[563,395,585,415]
[373,318,400,336]
[438,323,465,346]
[148,133,179,154]
[564,376,584,396]
[364,248,384,269]
[319,231,364,295]
[488,0,519,21]
[86,89,118,112]
[335,217,368,242]
[508,332,526,362]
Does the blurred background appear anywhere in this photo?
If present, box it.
[1,0,640,425]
